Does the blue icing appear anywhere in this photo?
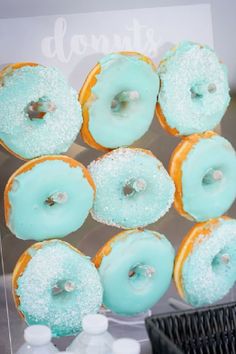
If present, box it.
[181,135,236,221]
[16,240,103,337]
[98,229,175,315]
[158,41,230,135]
[182,218,236,307]
[88,148,175,228]
[8,159,94,240]
[0,65,82,159]
[88,53,159,148]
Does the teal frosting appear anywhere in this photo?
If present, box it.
[158,41,230,135]
[8,159,94,240]
[0,65,82,159]
[182,218,236,307]
[16,240,103,337]
[88,53,159,148]
[88,148,175,228]
[98,229,175,315]
[181,135,236,221]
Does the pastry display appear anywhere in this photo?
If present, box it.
[88,148,175,228]
[79,52,159,151]
[0,41,234,336]
[12,240,103,337]
[94,229,175,315]
[0,63,82,159]
[5,155,95,240]
[174,217,236,307]
[157,41,230,136]
[169,132,236,221]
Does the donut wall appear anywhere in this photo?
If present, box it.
[0,3,236,354]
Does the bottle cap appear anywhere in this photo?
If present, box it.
[112,338,141,354]
[24,325,52,346]
[82,314,108,334]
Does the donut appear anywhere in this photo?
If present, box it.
[5,155,95,240]
[0,62,82,159]
[79,52,159,151]
[169,132,236,221]
[174,217,236,307]
[12,239,103,337]
[93,229,175,315]
[88,148,175,228]
[157,41,230,136]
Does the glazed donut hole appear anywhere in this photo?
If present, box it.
[25,95,56,120]
[110,90,140,116]
[211,248,231,275]
[44,191,68,207]
[190,81,217,101]
[128,263,155,291]
[122,177,147,197]
[51,279,76,296]
[201,166,224,191]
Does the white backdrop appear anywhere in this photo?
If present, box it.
[0,4,213,89]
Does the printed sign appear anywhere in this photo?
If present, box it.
[0,4,213,88]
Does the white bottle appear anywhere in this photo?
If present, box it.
[67,314,114,354]
[15,325,59,354]
[112,338,141,354]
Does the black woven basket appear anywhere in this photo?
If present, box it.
[145,302,236,354]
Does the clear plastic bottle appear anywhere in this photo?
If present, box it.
[67,314,114,354]
[15,325,59,354]
[112,338,141,354]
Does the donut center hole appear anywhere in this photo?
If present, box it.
[111,90,139,114]
[26,96,56,120]
[123,178,147,197]
[212,249,231,275]
[128,264,155,290]
[190,87,203,100]
[45,192,68,206]
[190,83,216,99]
[202,168,224,190]
[52,280,76,296]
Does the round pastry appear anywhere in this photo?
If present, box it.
[157,41,230,136]
[169,132,236,221]
[0,62,82,159]
[94,229,175,315]
[79,52,159,151]
[174,217,236,307]
[5,155,95,240]
[88,148,175,228]
[12,239,103,337]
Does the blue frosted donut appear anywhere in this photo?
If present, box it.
[13,240,103,337]
[174,218,236,307]
[5,155,95,240]
[88,148,175,228]
[157,41,230,136]
[94,229,175,315]
[0,63,82,159]
[80,52,159,151]
[170,132,236,221]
